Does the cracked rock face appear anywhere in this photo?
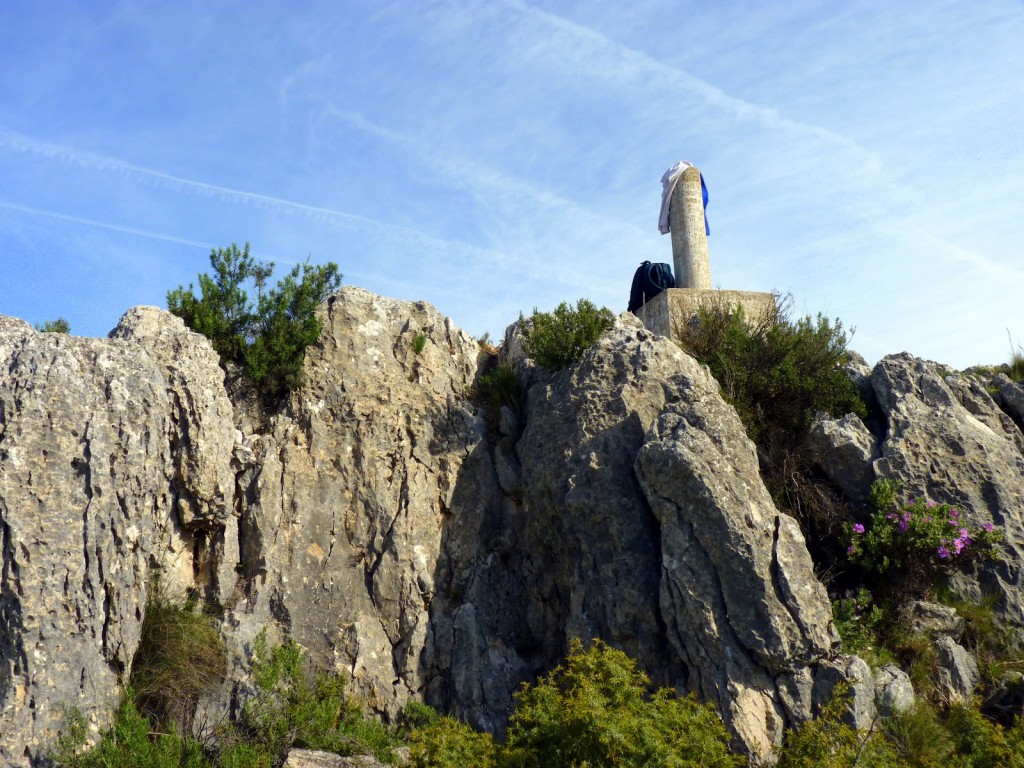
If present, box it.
[225,286,488,717]
[633,340,838,757]
[0,310,234,766]
[871,354,1024,640]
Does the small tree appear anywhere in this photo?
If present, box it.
[167,243,341,404]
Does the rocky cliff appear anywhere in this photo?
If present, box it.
[2,288,1023,766]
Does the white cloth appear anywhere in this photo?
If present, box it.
[658,160,693,235]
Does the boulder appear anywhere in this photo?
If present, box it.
[992,373,1024,427]
[873,663,915,716]
[907,601,964,641]
[283,750,393,768]
[934,636,980,702]
[812,655,876,731]
[806,413,879,504]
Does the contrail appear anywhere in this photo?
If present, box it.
[0,126,497,259]
[0,199,211,249]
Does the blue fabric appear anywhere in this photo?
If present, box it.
[701,173,710,236]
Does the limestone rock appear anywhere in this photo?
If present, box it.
[907,601,964,641]
[873,663,915,716]
[0,309,232,766]
[806,413,879,503]
[224,287,490,719]
[813,655,876,731]
[934,636,980,702]
[283,750,392,768]
[992,373,1024,427]
[871,353,1024,639]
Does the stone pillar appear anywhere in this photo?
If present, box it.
[670,166,711,289]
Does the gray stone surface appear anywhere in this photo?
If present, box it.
[907,601,965,641]
[224,287,489,719]
[806,412,879,503]
[283,750,393,768]
[813,655,876,731]
[935,636,980,702]
[633,323,838,757]
[874,663,915,716]
[871,353,1024,641]
[993,372,1024,426]
[636,288,776,341]
[0,310,235,766]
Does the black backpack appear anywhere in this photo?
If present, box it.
[628,261,675,313]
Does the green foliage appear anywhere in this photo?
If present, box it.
[520,299,615,371]
[502,638,739,768]
[832,587,891,659]
[410,716,496,768]
[400,701,442,733]
[847,480,1002,593]
[677,294,865,445]
[777,682,900,768]
[412,332,428,355]
[237,631,398,764]
[1008,338,1024,382]
[51,696,208,768]
[167,243,341,404]
[35,317,71,333]
[130,591,226,736]
[476,360,525,418]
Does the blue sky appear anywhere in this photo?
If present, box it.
[1,1,1022,369]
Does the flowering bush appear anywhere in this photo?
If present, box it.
[846,480,1002,585]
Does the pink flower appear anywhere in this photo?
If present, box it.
[938,546,950,559]
[953,539,965,554]
[925,516,932,523]
[983,523,995,532]
[853,523,865,534]
[950,508,959,518]
[927,500,937,508]
[887,513,896,520]
[959,528,970,539]
[898,520,908,533]
[847,545,856,555]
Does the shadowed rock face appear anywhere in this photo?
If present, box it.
[0,291,845,764]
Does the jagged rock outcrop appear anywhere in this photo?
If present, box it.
[222,287,488,719]
[871,353,1024,641]
[22,293,1024,764]
[0,310,234,766]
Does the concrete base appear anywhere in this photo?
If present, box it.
[635,289,777,341]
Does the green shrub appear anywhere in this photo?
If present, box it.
[237,631,398,764]
[1009,351,1024,383]
[776,681,901,768]
[35,317,71,333]
[476,360,525,419]
[677,294,865,445]
[846,479,1002,594]
[412,332,428,355]
[167,243,341,405]
[502,638,739,768]
[130,591,227,736]
[51,697,209,768]
[832,587,890,659]
[410,716,496,768]
[520,299,614,371]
